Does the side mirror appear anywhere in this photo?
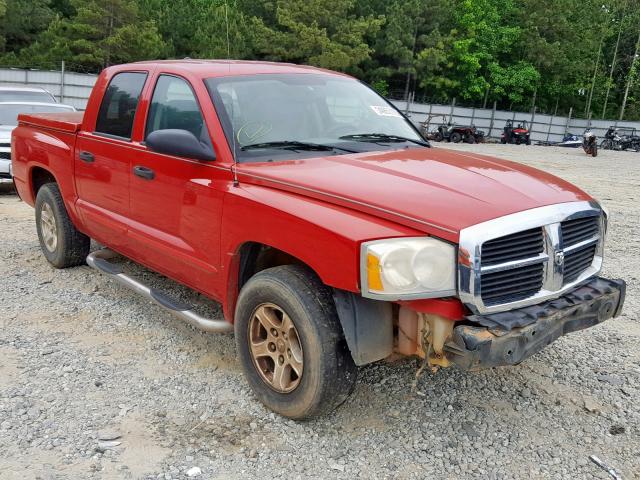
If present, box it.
[146,129,216,162]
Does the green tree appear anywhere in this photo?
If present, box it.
[417,0,536,104]
[9,0,167,71]
[191,1,256,59]
[252,0,383,73]
[0,0,54,55]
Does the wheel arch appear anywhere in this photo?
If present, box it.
[30,166,58,198]
[228,240,394,366]
[28,164,86,238]
[226,241,323,322]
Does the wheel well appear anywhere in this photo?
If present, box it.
[31,167,56,197]
[238,242,306,290]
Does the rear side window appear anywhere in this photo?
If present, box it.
[145,75,209,142]
[95,72,147,139]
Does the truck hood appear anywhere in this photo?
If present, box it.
[236,147,591,241]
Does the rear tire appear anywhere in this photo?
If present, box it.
[35,183,90,268]
[234,265,357,419]
[592,144,598,157]
[433,132,444,142]
[464,134,475,144]
[450,132,462,143]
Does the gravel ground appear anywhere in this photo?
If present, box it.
[0,144,638,480]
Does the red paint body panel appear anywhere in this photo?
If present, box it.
[18,111,83,133]
[237,147,590,242]
[11,60,595,323]
[399,298,466,320]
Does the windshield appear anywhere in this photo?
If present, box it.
[0,104,74,126]
[205,74,426,162]
[0,90,56,103]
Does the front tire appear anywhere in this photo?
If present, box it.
[235,265,357,419]
[35,183,90,268]
[450,132,462,143]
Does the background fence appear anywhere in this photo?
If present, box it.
[0,65,97,110]
[1,66,638,143]
[391,99,640,144]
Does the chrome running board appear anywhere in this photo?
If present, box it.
[86,249,233,333]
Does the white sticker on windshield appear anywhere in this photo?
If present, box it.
[370,105,402,117]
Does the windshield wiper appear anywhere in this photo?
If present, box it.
[241,140,357,153]
[339,133,429,147]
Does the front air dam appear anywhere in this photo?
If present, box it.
[445,277,626,370]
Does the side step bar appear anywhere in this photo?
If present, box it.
[86,249,233,333]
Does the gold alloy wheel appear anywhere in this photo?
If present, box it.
[40,202,58,253]
[248,303,304,393]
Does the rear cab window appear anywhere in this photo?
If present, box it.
[95,72,147,140]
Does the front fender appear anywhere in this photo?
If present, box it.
[220,183,421,320]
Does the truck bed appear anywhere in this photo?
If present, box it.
[17,111,84,133]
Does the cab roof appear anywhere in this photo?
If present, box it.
[129,59,350,79]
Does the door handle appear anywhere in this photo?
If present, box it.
[79,151,94,163]
[133,165,155,180]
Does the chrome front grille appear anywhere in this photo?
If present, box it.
[480,227,544,266]
[561,216,599,246]
[459,201,605,314]
[0,142,10,160]
[481,262,544,305]
[563,244,597,284]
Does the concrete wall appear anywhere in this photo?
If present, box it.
[0,67,97,110]
[1,67,637,141]
[391,100,640,143]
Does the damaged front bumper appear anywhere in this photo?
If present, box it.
[446,277,626,370]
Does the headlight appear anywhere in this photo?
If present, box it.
[361,237,456,299]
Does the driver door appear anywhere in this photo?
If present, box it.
[127,73,225,292]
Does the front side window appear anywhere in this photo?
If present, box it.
[95,72,147,139]
[146,75,209,143]
[205,74,426,163]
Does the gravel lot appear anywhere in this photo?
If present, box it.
[1,144,638,479]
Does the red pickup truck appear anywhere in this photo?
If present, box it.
[11,61,625,419]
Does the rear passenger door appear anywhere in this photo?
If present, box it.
[75,71,147,248]
[127,74,225,292]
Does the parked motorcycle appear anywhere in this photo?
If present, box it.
[601,126,640,151]
[600,127,616,150]
[582,129,597,157]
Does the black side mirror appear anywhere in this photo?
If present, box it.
[146,129,216,162]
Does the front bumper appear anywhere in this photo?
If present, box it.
[446,277,625,370]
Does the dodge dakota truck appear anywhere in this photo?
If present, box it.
[11,60,625,419]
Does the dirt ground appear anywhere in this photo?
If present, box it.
[0,144,638,479]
